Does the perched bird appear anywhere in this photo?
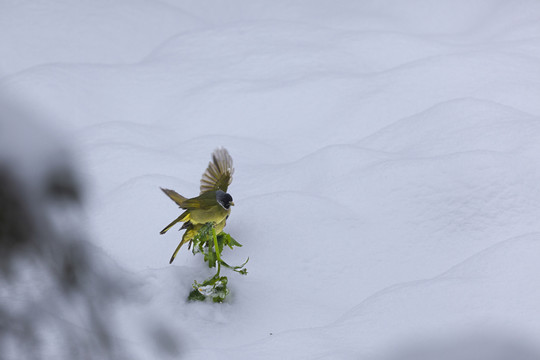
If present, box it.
[160,148,234,264]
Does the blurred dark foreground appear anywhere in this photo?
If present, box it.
[0,100,181,360]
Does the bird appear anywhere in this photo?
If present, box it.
[160,148,234,264]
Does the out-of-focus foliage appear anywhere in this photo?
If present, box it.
[0,100,180,359]
[0,101,123,359]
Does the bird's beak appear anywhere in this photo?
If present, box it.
[230,201,235,206]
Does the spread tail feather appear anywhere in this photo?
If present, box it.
[159,211,190,234]
[169,233,192,264]
[161,187,187,208]
[169,241,184,264]
[169,224,196,264]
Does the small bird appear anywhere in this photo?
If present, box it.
[160,148,234,264]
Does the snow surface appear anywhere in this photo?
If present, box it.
[2,0,540,358]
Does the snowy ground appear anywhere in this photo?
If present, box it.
[3,0,540,358]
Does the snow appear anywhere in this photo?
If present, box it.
[2,0,540,358]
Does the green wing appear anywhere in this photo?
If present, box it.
[200,148,234,194]
[181,191,219,209]
[160,187,215,209]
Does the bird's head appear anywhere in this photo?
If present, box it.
[216,190,234,210]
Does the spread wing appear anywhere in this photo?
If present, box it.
[200,148,234,194]
[182,192,220,209]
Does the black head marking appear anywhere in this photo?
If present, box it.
[216,190,233,210]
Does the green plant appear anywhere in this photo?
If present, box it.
[187,223,248,302]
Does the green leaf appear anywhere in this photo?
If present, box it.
[216,235,225,254]
[204,251,217,268]
[217,233,243,249]
[189,275,230,302]
[228,236,242,248]
[220,257,249,274]
[188,289,206,301]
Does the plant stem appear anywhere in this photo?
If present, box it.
[212,227,221,277]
